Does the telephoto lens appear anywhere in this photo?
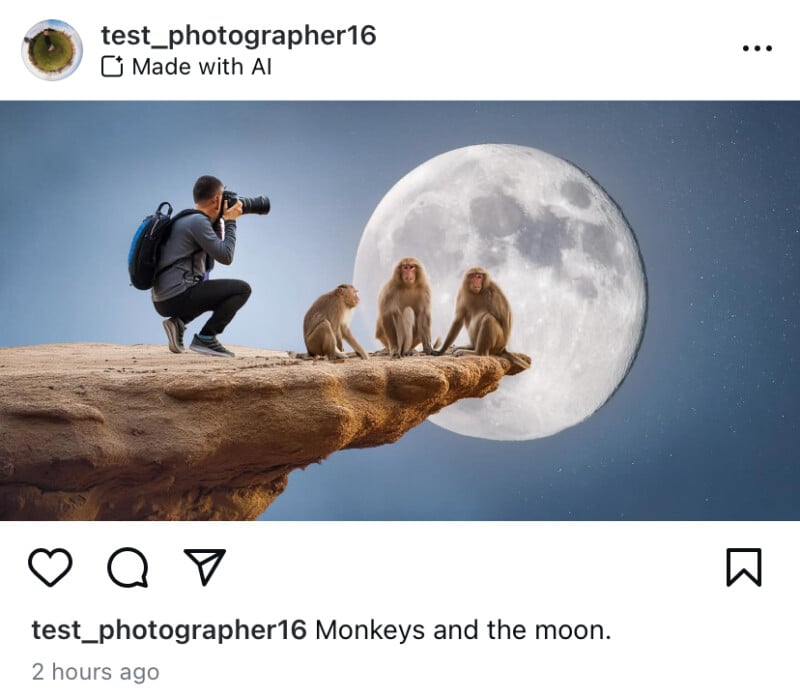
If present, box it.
[222,190,270,215]
[240,195,270,215]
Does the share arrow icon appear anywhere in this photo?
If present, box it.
[184,549,226,587]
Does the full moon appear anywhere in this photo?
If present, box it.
[353,144,647,441]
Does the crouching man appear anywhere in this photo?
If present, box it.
[152,175,250,358]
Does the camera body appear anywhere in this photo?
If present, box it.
[222,190,271,215]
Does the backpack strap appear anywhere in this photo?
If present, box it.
[154,209,205,278]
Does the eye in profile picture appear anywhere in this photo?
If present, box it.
[22,20,83,81]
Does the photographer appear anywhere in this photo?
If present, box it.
[152,175,251,358]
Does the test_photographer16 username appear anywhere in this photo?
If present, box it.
[101,24,377,51]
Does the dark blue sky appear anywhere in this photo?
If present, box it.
[0,102,797,519]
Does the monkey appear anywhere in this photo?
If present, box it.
[434,267,531,370]
[303,284,369,361]
[375,257,435,357]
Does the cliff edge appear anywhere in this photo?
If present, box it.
[0,343,528,520]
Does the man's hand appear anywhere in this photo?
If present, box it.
[222,199,244,221]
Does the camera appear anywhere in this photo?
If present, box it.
[222,190,271,215]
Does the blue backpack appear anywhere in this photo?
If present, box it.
[127,202,197,290]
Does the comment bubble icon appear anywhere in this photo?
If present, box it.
[107,547,149,588]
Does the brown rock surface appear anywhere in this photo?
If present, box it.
[0,343,528,521]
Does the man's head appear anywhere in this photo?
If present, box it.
[193,175,224,217]
[193,175,223,204]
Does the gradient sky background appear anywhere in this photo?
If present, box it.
[0,102,797,520]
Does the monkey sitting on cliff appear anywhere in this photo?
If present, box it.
[302,284,369,360]
[434,267,530,370]
[375,257,435,357]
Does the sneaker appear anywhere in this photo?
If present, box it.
[189,334,235,358]
[162,317,185,353]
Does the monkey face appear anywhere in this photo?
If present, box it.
[467,271,485,293]
[400,263,417,285]
[336,284,360,307]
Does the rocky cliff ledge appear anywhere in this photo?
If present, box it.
[0,343,527,521]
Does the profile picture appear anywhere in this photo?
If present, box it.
[22,19,83,81]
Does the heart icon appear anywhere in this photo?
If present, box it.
[28,548,73,587]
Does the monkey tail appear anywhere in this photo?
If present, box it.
[501,350,531,373]
[433,336,442,350]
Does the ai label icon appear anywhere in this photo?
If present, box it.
[101,55,123,77]
[184,549,226,587]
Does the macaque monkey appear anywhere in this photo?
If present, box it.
[303,284,369,360]
[376,257,435,357]
[436,267,530,370]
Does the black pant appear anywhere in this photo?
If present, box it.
[154,279,251,336]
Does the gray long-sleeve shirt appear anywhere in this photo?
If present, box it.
[151,212,237,302]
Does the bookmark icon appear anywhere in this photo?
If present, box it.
[726,548,762,587]
[184,549,226,587]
